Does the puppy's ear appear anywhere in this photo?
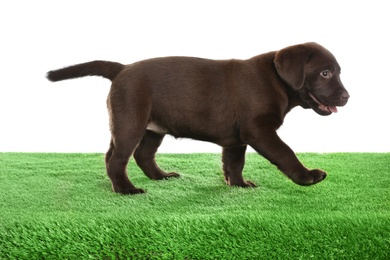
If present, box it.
[274,43,312,90]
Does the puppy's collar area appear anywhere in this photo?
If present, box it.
[309,92,338,113]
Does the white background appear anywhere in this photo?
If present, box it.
[1,0,389,153]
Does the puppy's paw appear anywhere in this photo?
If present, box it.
[292,169,327,186]
[243,180,257,188]
[149,171,180,180]
[113,186,146,195]
[308,169,327,184]
[164,172,181,178]
[226,178,257,188]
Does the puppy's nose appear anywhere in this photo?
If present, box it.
[341,91,350,100]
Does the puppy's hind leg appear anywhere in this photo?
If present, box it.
[134,130,180,180]
[105,109,149,194]
[106,130,146,194]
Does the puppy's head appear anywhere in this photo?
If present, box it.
[274,42,349,115]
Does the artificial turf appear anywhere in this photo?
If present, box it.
[0,153,389,259]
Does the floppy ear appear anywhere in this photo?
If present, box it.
[274,44,312,90]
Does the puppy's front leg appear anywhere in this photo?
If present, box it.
[242,127,326,186]
[222,145,256,187]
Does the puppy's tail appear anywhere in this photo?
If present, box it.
[47,61,125,82]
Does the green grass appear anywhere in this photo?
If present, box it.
[0,153,389,259]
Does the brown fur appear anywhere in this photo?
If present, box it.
[47,42,349,194]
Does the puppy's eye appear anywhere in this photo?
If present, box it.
[320,70,332,78]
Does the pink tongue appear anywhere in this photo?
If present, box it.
[329,106,338,113]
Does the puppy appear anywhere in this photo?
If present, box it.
[47,42,349,194]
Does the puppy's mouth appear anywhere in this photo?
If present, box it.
[309,93,338,115]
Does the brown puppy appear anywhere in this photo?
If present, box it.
[47,42,349,194]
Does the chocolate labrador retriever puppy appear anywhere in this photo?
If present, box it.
[47,42,349,194]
